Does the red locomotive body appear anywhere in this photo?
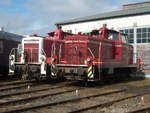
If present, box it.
[57,27,137,81]
[9,30,72,79]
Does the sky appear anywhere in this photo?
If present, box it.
[0,0,149,35]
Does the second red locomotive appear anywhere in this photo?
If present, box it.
[55,27,138,81]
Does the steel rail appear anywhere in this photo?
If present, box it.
[0,89,125,113]
[126,107,150,113]
[0,83,38,92]
[69,92,150,113]
[0,80,35,87]
[0,85,66,98]
[0,88,83,106]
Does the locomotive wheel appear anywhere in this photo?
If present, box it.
[51,70,58,79]
[51,69,65,81]
[58,70,65,80]
[35,76,42,81]
[51,65,57,79]
[21,73,33,80]
[21,74,29,80]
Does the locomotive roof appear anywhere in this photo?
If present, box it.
[56,6,150,25]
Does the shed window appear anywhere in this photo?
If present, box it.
[66,30,72,33]
[0,40,3,54]
[120,29,134,43]
[137,27,150,43]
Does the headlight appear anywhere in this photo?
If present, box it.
[51,57,55,62]
[40,56,45,61]
[87,58,91,62]
[84,57,92,64]
[84,60,87,64]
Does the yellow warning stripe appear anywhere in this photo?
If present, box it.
[88,66,92,72]
[87,66,94,78]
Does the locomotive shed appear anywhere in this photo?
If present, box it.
[0,78,150,113]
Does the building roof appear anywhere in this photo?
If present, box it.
[56,6,150,26]
[0,31,23,42]
[123,1,150,7]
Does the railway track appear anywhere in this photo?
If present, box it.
[0,88,82,107]
[25,87,150,113]
[0,81,76,97]
[0,89,125,113]
[0,80,73,95]
[69,92,150,113]
[0,84,66,98]
[127,107,150,113]
[0,81,81,105]
[0,79,149,113]
[0,82,39,92]
[0,80,35,87]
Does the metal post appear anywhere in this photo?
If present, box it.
[31,48,32,62]
[133,27,137,63]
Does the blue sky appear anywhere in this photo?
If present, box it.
[0,0,149,35]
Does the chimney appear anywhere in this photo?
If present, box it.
[103,24,107,27]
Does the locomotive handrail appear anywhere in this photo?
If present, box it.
[24,48,38,63]
[9,48,16,57]
[98,42,101,80]
[41,48,47,58]
[88,48,95,59]
[9,48,20,63]
[58,44,62,63]
[24,48,47,63]
[51,43,55,57]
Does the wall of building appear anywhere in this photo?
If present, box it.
[61,14,150,34]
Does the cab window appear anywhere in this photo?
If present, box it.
[91,30,99,36]
[121,34,128,43]
[107,31,118,40]
[17,44,22,56]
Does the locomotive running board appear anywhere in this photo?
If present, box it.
[57,64,89,67]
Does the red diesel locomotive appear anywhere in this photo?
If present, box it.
[9,27,138,81]
[9,30,72,79]
[55,27,138,81]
